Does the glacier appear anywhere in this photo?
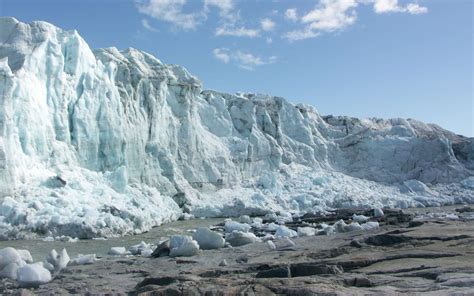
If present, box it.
[0,17,472,239]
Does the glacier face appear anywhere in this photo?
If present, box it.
[0,17,472,239]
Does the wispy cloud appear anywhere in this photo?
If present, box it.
[213,48,276,70]
[213,48,231,63]
[136,0,203,30]
[141,19,159,32]
[215,26,260,38]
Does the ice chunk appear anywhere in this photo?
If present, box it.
[108,247,128,256]
[129,241,151,255]
[238,215,252,224]
[352,214,369,223]
[192,227,225,250]
[224,221,251,233]
[297,227,316,237]
[461,177,474,189]
[0,247,23,270]
[140,248,154,257]
[0,261,24,280]
[169,235,200,257]
[275,225,298,238]
[265,240,276,250]
[46,248,70,271]
[265,223,279,231]
[225,231,261,246]
[373,208,384,218]
[360,221,379,231]
[68,254,97,266]
[16,263,52,287]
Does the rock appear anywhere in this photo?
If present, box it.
[365,234,412,246]
[192,227,225,250]
[290,263,344,277]
[455,206,473,213]
[226,231,260,247]
[408,221,425,228]
[345,275,372,287]
[350,239,363,248]
[236,255,248,263]
[151,241,170,258]
[256,266,289,278]
[219,259,228,267]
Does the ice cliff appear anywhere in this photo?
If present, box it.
[0,17,472,239]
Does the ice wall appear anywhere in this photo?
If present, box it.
[0,17,472,238]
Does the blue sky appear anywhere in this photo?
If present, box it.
[1,0,472,136]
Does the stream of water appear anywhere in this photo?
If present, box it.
[0,218,224,261]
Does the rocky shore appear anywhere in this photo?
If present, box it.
[1,205,473,295]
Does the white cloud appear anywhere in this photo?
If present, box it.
[284,0,428,41]
[213,48,276,70]
[406,3,428,14]
[215,26,260,38]
[204,0,237,20]
[373,0,402,13]
[137,0,203,30]
[284,0,358,41]
[284,8,298,22]
[372,0,428,14]
[141,19,159,32]
[213,48,230,63]
[261,18,276,31]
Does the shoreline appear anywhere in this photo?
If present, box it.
[0,204,473,295]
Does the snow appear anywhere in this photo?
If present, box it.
[192,227,225,250]
[224,221,251,233]
[16,263,52,287]
[169,235,200,257]
[275,225,298,238]
[225,231,261,246]
[0,17,472,238]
